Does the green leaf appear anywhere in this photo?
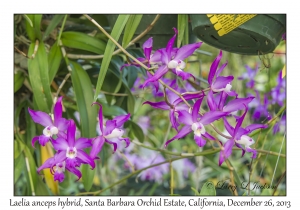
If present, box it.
[14,71,25,92]
[101,102,127,116]
[61,31,106,55]
[14,154,25,183]
[43,14,64,40]
[177,15,188,47]
[25,14,42,42]
[129,120,144,143]
[122,14,143,47]
[23,14,33,27]
[27,42,52,112]
[14,140,25,159]
[191,187,200,196]
[199,181,216,196]
[48,41,62,82]
[25,109,36,154]
[70,61,97,191]
[94,14,130,102]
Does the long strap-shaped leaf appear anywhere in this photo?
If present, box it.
[94,15,130,102]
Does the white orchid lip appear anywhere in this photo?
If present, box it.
[191,122,206,137]
[104,128,124,139]
[66,147,77,158]
[236,135,255,147]
[43,126,59,137]
[224,83,232,93]
[168,60,186,70]
[55,161,66,173]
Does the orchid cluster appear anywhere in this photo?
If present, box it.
[28,98,130,182]
[122,28,269,166]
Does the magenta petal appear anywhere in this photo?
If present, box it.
[203,132,216,140]
[219,139,234,166]
[93,102,104,133]
[192,98,203,122]
[235,143,246,157]
[66,165,82,181]
[142,65,168,88]
[194,135,206,147]
[207,90,217,111]
[77,150,95,169]
[178,110,193,125]
[149,50,162,63]
[200,111,228,125]
[173,69,195,81]
[174,92,204,106]
[174,42,202,60]
[169,110,179,131]
[166,89,178,104]
[104,120,117,136]
[245,147,257,158]
[245,124,268,133]
[208,50,222,85]
[119,137,130,148]
[32,136,39,148]
[105,138,118,153]
[223,97,254,113]
[67,120,76,147]
[28,107,53,127]
[166,28,177,58]
[54,171,65,182]
[215,60,228,77]
[212,76,234,90]
[37,157,55,174]
[90,136,105,159]
[143,37,153,60]
[39,135,51,146]
[168,125,192,143]
[233,106,248,137]
[55,118,69,132]
[53,96,63,122]
[75,138,92,150]
[52,137,68,151]
[113,113,130,127]
[143,101,169,110]
[223,117,234,136]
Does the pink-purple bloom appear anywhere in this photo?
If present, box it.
[90,103,131,159]
[166,98,228,147]
[28,97,69,147]
[238,65,258,89]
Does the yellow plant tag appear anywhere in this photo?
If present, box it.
[207,14,257,36]
[282,65,286,78]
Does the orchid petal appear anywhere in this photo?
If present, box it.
[245,147,257,158]
[212,76,234,90]
[32,136,39,148]
[219,139,234,166]
[166,28,177,59]
[174,42,202,60]
[218,91,228,110]
[165,125,192,147]
[208,50,222,85]
[235,143,246,157]
[37,157,55,174]
[53,96,63,122]
[66,165,82,181]
[52,151,67,167]
[178,110,193,125]
[223,97,254,113]
[172,69,195,81]
[119,137,130,148]
[54,171,65,182]
[233,106,248,137]
[223,117,234,136]
[200,111,228,125]
[39,135,51,146]
[67,120,76,147]
[192,98,204,122]
[143,101,170,110]
[90,136,105,159]
[142,65,168,88]
[75,138,92,150]
[149,50,162,63]
[207,90,217,111]
[143,37,153,60]
[55,118,69,132]
[105,138,118,153]
[28,108,53,127]
[194,135,206,147]
[244,124,268,133]
[216,60,228,77]
[169,110,179,131]
[174,92,204,106]
[77,150,95,169]
[203,132,216,140]
[166,89,178,104]
[113,113,131,127]
[104,120,117,136]
[52,137,68,151]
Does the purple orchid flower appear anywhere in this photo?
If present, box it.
[207,50,237,97]
[142,28,202,88]
[28,97,69,147]
[90,103,130,159]
[219,106,268,165]
[238,65,258,89]
[271,70,286,106]
[143,82,204,131]
[37,119,94,181]
[166,98,228,147]
[207,89,254,113]
[273,114,286,134]
[248,90,271,121]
